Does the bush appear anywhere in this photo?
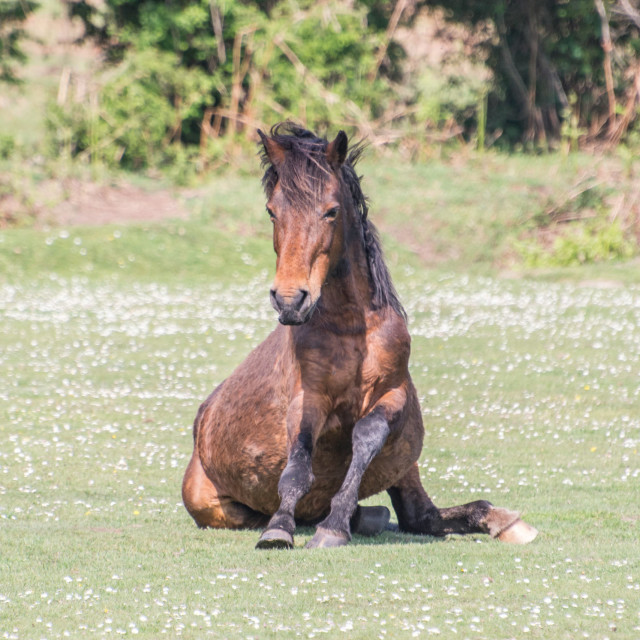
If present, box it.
[50,0,403,170]
[46,49,214,170]
[0,133,15,159]
[519,221,636,267]
[0,0,38,83]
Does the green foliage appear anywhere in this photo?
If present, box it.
[263,4,394,128]
[46,48,215,169]
[516,175,637,268]
[415,66,489,129]
[43,0,640,166]
[0,163,38,227]
[48,0,403,169]
[418,0,640,146]
[0,0,38,83]
[0,132,15,159]
[518,221,636,268]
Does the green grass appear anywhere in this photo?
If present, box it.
[1,154,640,638]
[6,148,640,283]
[1,273,639,638]
[2,253,640,638]
[0,219,272,284]
[360,151,609,268]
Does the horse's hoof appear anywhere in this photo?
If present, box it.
[305,527,349,549]
[351,506,391,537]
[498,518,539,545]
[255,528,294,550]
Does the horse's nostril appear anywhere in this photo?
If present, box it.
[293,289,308,311]
[270,288,313,325]
[270,289,283,311]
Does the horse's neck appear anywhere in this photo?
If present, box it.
[313,232,374,328]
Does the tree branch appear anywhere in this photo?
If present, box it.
[368,0,408,83]
[209,2,226,65]
[496,11,530,117]
[594,0,617,137]
[614,0,640,30]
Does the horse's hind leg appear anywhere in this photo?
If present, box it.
[387,463,537,544]
[182,451,269,530]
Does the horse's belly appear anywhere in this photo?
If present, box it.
[225,442,287,516]
[204,417,354,520]
[235,426,354,520]
[198,392,289,516]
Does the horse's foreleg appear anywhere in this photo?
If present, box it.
[387,463,538,544]
[255,431,314,549]
[306,390,403,548]
[256,393,319,549]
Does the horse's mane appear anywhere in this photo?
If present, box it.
[260,122,406,320]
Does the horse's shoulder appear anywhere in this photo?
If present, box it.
[367,308,410,357]
[359,308,411,391]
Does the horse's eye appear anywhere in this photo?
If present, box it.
[266,207,276,222]
[323,207,339,221]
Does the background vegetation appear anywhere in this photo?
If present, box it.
[3,0,640,166]
[57,0,640,160]
[2,0,640,267]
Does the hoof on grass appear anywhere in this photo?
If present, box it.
[305,527,349,549]
[497,519,538,545]
[256,528,294,550]
[351,506,391,537]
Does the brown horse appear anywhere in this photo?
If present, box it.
[182,123,538,549]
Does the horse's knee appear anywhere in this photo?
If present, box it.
[278,438,314,499]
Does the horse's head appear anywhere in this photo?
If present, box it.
[259,126,349,325]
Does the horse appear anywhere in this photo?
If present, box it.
[181,123,538,549]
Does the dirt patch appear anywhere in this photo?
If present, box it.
[46,178,189,226]
[378,218,450,266]
[0,176,190,228]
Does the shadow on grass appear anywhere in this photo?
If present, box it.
[292,525,445,548]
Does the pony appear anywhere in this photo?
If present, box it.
[182,123,537,549]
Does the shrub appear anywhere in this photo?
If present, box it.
[47,49,214,170]
[519,221,636,268]
[0,133,15,159]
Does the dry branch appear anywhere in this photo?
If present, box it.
[273,35,375,138]
[614,0,640,29]
[209,2,226,65]
[368,0,409,83]
[595,0,617,138]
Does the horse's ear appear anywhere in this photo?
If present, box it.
[258,129,286,169]
[326,130,348,171]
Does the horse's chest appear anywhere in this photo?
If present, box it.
[301,341,394,426]
[301,340,363,393]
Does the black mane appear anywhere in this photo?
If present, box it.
[260,123,406,320]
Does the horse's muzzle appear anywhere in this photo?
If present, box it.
[270,288,315,325]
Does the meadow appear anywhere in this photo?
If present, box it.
[1,155,640,639]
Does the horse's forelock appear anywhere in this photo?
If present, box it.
[260,124,333,207]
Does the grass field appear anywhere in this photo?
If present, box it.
[1,156,640,639]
